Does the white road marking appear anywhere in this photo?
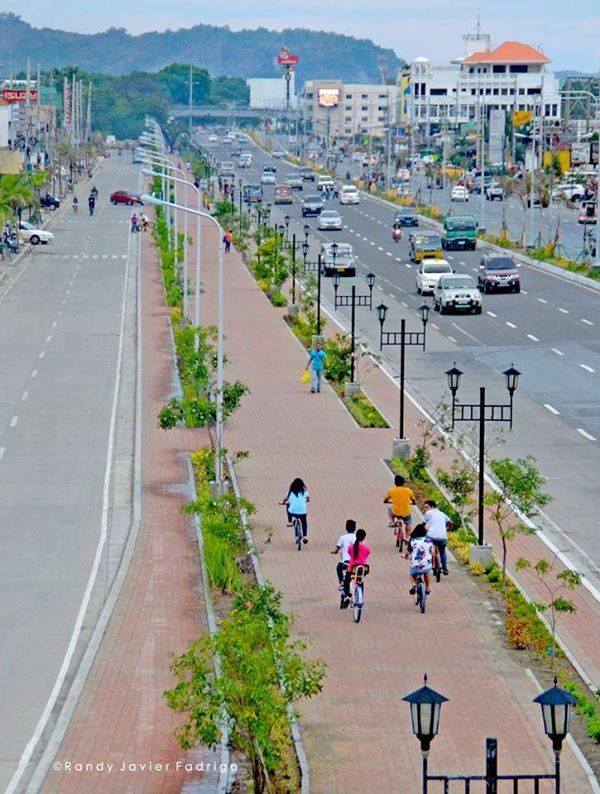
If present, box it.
[52,321,57,328]
[552,348,564,356]
[405,263,412,268]
[378,245,384,251]
[387,292,395,298]
[431,323,439,330]
[506,321,517,329]
[111,254,118,259]
[471,267,478,273]
[447,336,458,343]
[521,290,528,295]
[544,404,560,415]
[386,251,392,257]
[558,307,569,314]
[579,364,595,373]
[92,254,98,259]
[402,301,409,308]
[0,447,5,461]
[527,334,540,342]
[21,391,28,401]
[370,241,375,246]
[31,369,38,378]
[451,323,481,344]
[10,416,18,427]
[459,260,466,266]
[577,428,597,442]
[39,351,45,359]
[486,311,497,318]
[538,298,548,304]
[46,335,52,343]
[396,257,402,262]
[582,318,594,326]
[102,254,108,259]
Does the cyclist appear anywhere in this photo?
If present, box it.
[139,211,149,232]
[407,523,434,596]
[130,212,139,233]
[280,478,309,544]
[72,196,78,213]
[423,499,453,576]
[383,474,416,540]
[330,519,357,591]
[88,194,95,216]
[342,528,370,604]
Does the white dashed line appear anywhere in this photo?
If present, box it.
[387,292,395,298]
[558,307,569,314]
[401,301,409,308]
[46,335,52,343]
[527,334,540,342]
[579,364,595,373]
[101,254,108,259]
[31,369,38,378]
[486,311,497,318]
[431,323,439,330]
[544,404,560,415]
[92,254,98,259]
[10,416,18,428]
[537,298,547,304]
[21,390,28,401]
[521,290,528,295]
[447,336,458,344]
[459,261,466,266]
[577,428,597,442]
[378,246,384,251]
[405,263,412,268]
[551,348,564,356]
[39,351,45,359]
[369,241,375,246]
[506,321,517,329]
[0,447,5,461]
[386,251,392,257]
[65,290,71,296]
[396,257,402,262]
[582,318,594,326]
[51,321,57,328]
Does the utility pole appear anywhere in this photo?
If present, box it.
[86,81,92,141]
[188,64,193,139]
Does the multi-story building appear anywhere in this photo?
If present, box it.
[404,35,561,134]
[302,80,398,141]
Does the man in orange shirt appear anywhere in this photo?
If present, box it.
[383,474,416,531]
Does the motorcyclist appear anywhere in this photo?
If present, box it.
[72,196,78,213]
[91,185,99,198]
[392,221,402,242]
[88,193,96,216]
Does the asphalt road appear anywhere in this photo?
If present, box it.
[202,131,600,593]
[0,157,139,791]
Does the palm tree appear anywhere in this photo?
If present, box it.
[0,174,35,221]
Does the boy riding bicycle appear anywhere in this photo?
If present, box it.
[384,475,416,541]
[423,499,453,576]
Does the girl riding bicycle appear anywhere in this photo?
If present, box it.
[342,529,371,602]
[407,524,434,596]
[280,478,310,544]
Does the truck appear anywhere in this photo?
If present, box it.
[442,215,477,251]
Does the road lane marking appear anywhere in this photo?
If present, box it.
[370,241,375,246]
[387,292,395,298]
[10,416,18,427]
[552,348,564,356]
[579,364,595,373]
[0,447,5,461]
[506,321,517,328]
[52,321,57,328]
[558,307,569,314]
[577,428,597,442]
[39,351,45,359]
[396,257,402,262]
[486,311,497,317]
[544,404,560,415]
[386,251,392,256]
[46,335,52,343]
[31,369,38,378]
[401,301,409,308]
[447,336,458,343]
[521,290,528,295]
[21,391,28,401]
[527,334,540,341]
[431,323,439,330]
[451,323,481,344]
[378,245,384,251]
[538,298,548,304]
[459,260,466,265]
[582,318,594,326]
[405,263,412,268]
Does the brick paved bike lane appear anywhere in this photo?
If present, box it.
[194,222,594,793]
[42,230,219,793]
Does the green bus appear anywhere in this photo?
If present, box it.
[442,215,477,251]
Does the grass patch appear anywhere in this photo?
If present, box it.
[342,390,389,428]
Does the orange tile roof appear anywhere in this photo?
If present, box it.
[463,41,550,64]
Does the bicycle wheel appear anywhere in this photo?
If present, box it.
[434,565,441,583]
[353,584,363,623]
[293,517,302,551]
[418,581,427,614]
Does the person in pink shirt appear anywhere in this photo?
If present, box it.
[342,529,371,604]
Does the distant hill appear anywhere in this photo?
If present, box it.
[554,69,600,86]
[0,13,404,85]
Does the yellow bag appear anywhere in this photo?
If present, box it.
[301,370,311,384]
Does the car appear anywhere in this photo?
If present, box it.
[393,207,418,227]
[110,190,143,206]
[416,258,453,295]
[40,193,60,210]
[451,185,469,202]
[263,164,277,173]
[485,182,504,201]
[317,175,335,192]
[321,242,356,277]
[285,173,304,190]
[339,185,360,205]
[238,156,251,169]
[578,200,597,224]
[434,274,482,314]
[274,184,294,204]
[218,161,235,177]
[299,167,315,181]
[478,254,521,293]
[318,210,343,230]
[19,221,54,245]
[470,174,493,194]
[243,184,263,204]
[272,149,286,158]
[301,194,325,217]
[261,172,276,185]
[132,154,144,164]
[208,134,218,142]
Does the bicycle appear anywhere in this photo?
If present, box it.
[348,565,366,623]
[393,515,407,553]
[413,573,427,614]
[432,547,442,583]
[291,515,303,551]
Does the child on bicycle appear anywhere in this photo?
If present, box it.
[279,478,309,543]
[342,529,370,604]
[407,523,434,596]
[384,475,416,541]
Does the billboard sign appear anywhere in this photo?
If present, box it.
[277,47,299,66]
[1,88,38,103]
[513,109,533,127]
[317,88,340,108]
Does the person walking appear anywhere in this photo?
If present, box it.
[130,212,138,233]
[305,340,326,393]
[88,194,95,216]
[223,229,233,253]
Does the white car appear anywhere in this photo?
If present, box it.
[272,149,286,158]
[451,185,469,202]
[260,172,276,185]
[318,210,343,231]
[434,274,482,314]
[208,134,218,142]
[416,258,453,295]
[19,221,54,245]
[339,185,360,205]
[317,176,335,192]
[552,183,584,202]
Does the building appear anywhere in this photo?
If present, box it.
[405,36,561,135]
[247,76,297,110]
[302,80,398,141]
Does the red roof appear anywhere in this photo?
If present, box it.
[463,41,550,65]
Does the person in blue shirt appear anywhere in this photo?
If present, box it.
[280,478,310,543]
[306,341,326,393]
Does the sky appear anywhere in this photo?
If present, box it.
[4,0,600,72]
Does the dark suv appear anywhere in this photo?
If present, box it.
[40,193,60,210]
[478,254,520,293]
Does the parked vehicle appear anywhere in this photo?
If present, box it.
[416,258,453,294]
[110,190,143,206]
[274,184,294,204]
[409,232,443,262]
[478,254,521,293]
[40,193,60,210]
[434,274,483,314]
[317,210,343,230]
[451,184,470,202]
[339,185,360,204]
[393,207,418,227]
[19,221,54,245]
[301,194,325,217]
[321,242,356,277]
[470,175,493,194]
[578,200,597,224]
[208,134,218,142]
[442,215,477,251]
[272,149,286,158]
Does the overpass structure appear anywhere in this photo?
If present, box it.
[170,104,299,121]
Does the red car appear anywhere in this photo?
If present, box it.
[110,190,143,206]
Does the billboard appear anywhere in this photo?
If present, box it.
[318,88,340,108]
[513,109,533,127]
[1,88,38,103]
[277,47,299,66]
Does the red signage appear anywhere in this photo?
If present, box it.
[277,47,299,66]
[2,88,38,103]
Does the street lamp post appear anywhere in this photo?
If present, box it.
[404,675,575,794]
[316,253,323,335]
[445,364,521,550]
[291,232,297,304]
[238,177,243,234]
[302,239,309,272]
[284,213,290,241]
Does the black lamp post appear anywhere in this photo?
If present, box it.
[332,271,340,305]
[303,223,310,241]
[445,363,521,546]
[291,232,297,304]
[404,675,574,793]
[302,239,309,271]
[316,252,322,335]
[330,240,338,270]
[238,177,243,232]
[366,271,375,306]
[284,213,290,241]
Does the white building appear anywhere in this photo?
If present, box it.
[302,80,398,141]
[406,38,561,132]
[247,76,297,110]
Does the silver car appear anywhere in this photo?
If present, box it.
[434,274,482,314]
[318,210,343,230]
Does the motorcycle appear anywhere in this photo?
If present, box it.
[392,226,402,243]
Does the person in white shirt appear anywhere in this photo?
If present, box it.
[330,519,357,591]
[423,499,453,575]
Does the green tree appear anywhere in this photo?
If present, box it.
[437,461,477,528]
[486,456,550,586]
[156,63,210,105]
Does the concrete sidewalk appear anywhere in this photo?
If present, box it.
[195,220,595,791]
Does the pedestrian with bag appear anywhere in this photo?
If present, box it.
[305,340,326,393]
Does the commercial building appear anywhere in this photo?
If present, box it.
[247,76,297,110]
[404,34,561,134]
[302,80,398,141]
